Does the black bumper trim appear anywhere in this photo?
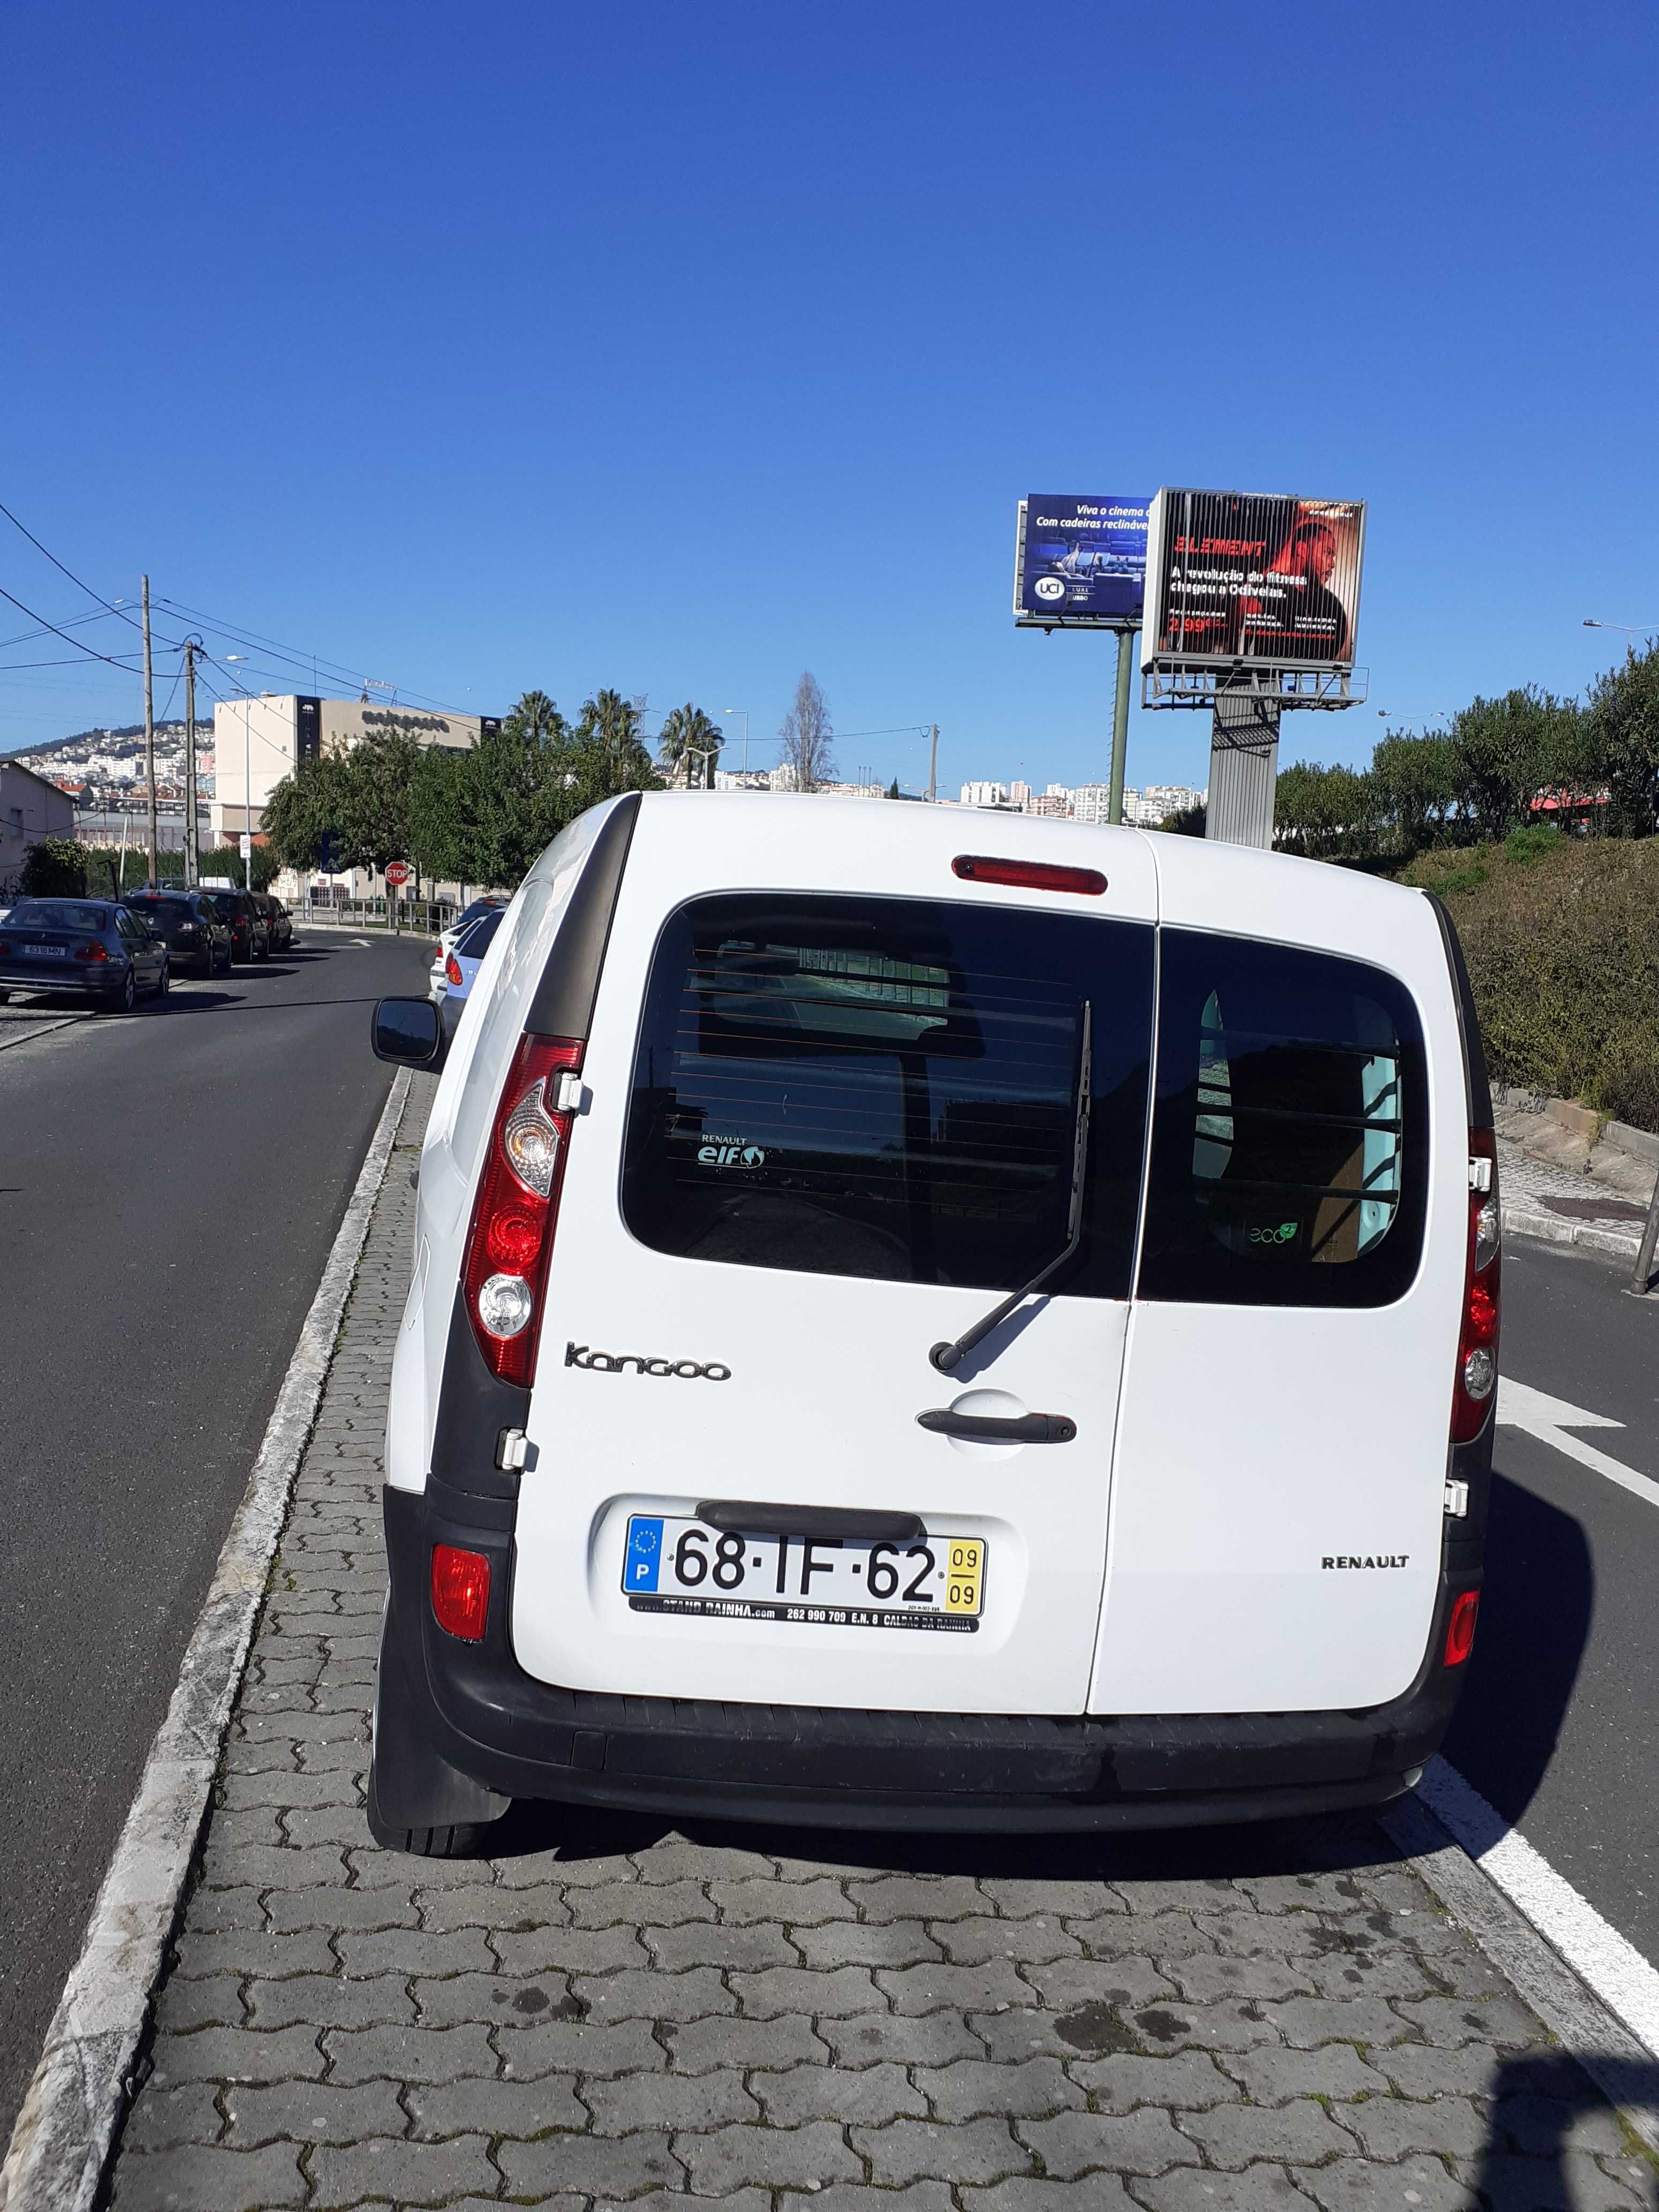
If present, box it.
[383,1483,1479,1833]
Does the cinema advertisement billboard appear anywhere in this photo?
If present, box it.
[1141,490,1365,668]
[1014,494,1150,625]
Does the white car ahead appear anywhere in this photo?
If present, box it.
[365,793,1496,1855]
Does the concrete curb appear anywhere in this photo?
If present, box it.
[1502,1199,1643,1262]
[1381,1774,1659,2156]
[0,1067,413,2212]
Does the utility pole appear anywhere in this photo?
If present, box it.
[927,724,938,803]
[141,576,158,885]
[1107,629,1136,826]
[183,640,199,887]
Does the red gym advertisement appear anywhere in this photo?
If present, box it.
[1142,490,1365,668]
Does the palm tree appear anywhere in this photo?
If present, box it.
[504,690,566,746]
[658,703,724,789]
[577,689,654,783]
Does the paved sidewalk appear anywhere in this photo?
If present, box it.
[106,1077,1657,2211]
[1498,1138,1650,1265]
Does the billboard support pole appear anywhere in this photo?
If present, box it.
[1108,627,1135,826]
[1206,688,1280,850]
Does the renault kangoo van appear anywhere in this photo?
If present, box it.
[367,793,1496,1852]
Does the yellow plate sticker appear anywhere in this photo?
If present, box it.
[944,1538,985,1616]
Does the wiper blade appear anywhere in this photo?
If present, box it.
[930,999,1093,1374]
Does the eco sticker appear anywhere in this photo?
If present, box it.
[1247,1221,1299,1245]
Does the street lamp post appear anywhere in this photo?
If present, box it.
[724,708,750,777]
[223,657,253,885]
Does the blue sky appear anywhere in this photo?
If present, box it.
[3,2,1655,795]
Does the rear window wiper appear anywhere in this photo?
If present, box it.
[930,999,1093,1374]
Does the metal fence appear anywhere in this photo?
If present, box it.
[298,894,458,937]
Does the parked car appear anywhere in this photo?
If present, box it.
[364,794,1496,1854]
[124,889,232,977]
[253,892,295,953]
[0,896,169,1012]
[206,889,270,963]
[435,904,507,1035]
[430,896,507,1000]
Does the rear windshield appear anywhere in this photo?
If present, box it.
[1138,931,1427,1307]
[622,894,1154,1295]
[457,908,505,959]
[6,901,108,933]
[128,897,193,919]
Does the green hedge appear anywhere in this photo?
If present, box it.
[1404,831,1659,1132]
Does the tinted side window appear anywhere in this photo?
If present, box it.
[1138,931,1427,1309]
[622,894,1154,1296]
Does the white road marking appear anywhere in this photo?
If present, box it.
[1498,1376,1659,1510]
[1419,1756,1659,2058]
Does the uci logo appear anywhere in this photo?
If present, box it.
[1034,575,1066,603]
[566,1343,732,1381]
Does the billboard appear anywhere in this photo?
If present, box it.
[1014,495,1150,626]
[1141,490,1365,669]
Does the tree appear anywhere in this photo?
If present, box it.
[1583,644,1659,838]
[1445,688,1565,842]
[18,838,86,896]
[778,671,835,792]
[658,703,723,788]
[1273,762,1377,860]
[263,754,342,872]
[887,776,900,799]
[1371,729,1460,854]
[577,689,654,787]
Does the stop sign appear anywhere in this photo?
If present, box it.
[384,862,411,887]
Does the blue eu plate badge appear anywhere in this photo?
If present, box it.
[624,1517,663,1593]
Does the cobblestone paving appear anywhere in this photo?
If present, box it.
[107,1081,1657,2210]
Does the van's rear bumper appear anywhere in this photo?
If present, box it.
[384,1481,1481,1834]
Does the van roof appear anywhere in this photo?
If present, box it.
[622,791,1434,961]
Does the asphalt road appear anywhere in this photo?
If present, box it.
[0,928,429,2149]
[1447,1230,1659,1961]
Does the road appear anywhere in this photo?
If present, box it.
[0,928,429,2149]
[1446,1229,1659,1963]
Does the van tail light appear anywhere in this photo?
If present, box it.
[1451,1127,1500,1443]
[75,942,110,963]
[431,1543,491,1640]
[953,855,1107,896]
[461,1032,582,1385]
[1444,1589,1480,1666]
[445,952,464,987]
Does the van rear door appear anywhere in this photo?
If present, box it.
[1092,845,1469,1717]
[512,803,1158,1717]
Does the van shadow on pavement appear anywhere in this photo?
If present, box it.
[1445,1472,1593,1828]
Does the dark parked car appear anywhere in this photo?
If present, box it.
[124,889,231,977]
[253,892,295,953]
[0,898,168,1012]
[206,889,270,963]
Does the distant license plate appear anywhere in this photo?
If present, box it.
[23,945,69,959]
[622,1516,985,1633]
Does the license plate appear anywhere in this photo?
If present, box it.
[23,945,69,959]
[622,1515,985,1633]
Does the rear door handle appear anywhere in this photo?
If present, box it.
[916,1409,1077,1444]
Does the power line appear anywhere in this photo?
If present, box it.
[0,581,160,669]
[158,595,475,716]
[0,497,147,636]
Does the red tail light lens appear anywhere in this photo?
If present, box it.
[461,1032,582,1385]
[1451,1129,1501,1442]
[1444,1589,1480,1666]
[445,953,464,987]
[74,942,110,963]
[431,1544,491,1640]
[953,855,1107,896]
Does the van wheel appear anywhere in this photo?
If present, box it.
[365,1605,510,1857]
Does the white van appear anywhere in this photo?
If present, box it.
[367,793,1497,1854]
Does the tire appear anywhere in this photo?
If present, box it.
[117,969,136,1014]
[365,1604,510,1857]
[153,959,169,1001]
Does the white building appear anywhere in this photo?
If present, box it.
[211,695,499,845]
[959,780,1011,810]
[1,759,76,891]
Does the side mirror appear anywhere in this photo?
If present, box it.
[372,996,447,1070]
